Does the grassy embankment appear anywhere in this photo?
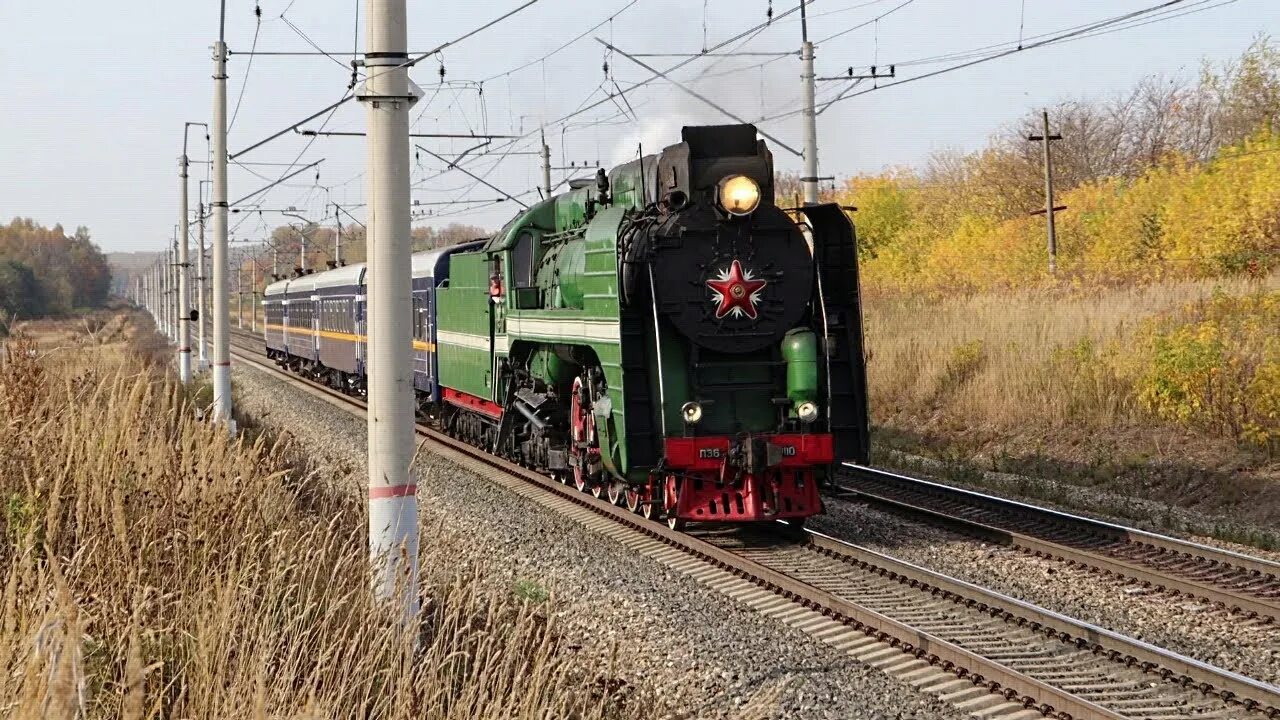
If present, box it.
[840,107,1280,544]
[0,312,755,719]
[864,276,1279,539]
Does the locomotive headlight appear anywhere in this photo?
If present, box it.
[681,401,704,425]
[795,400,819,424]
[718,175,761,216]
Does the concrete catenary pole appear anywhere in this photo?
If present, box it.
[172,238,180,341]
[799,3,820,206]
[157,254,165,337]
[236,259,243,329]
[250,259,257,333]
[154,258,161,335]
[299,226,307,275]
[164,245,173,339]
[177,153,192,384]
[540,128,552,198]
[361,0,420,615]
[197,199,208,370]
[211,32,234,427]
[333,203,343,267]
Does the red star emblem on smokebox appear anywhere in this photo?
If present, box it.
[705,259,767,320]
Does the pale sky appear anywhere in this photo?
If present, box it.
[1,0,1275,253]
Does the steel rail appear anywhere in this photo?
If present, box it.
[838,464,1280,622]
[225,330,1280,719]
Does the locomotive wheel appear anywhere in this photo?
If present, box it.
[664,476,686,531]
[569,376,600,495]
[590,482,605,500]
[640,498,657,521]
[625,488,642,513]
[606,482,624,506]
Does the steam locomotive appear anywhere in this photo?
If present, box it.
[263,124,870,530]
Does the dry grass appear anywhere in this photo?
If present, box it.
[866,273,1279,433]
[0,313,780,719]
[864,273,1280,525]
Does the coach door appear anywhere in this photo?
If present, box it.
[355,295,365,370]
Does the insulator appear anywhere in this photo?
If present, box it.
[602,60,609,76]
[438,63,446,82]
[870,65,877,75]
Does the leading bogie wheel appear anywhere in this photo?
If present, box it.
[625,488,642,513]
[590,482,605,500]
[607,482,624,506]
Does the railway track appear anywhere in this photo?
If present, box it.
[837,465,1280,624]
[226,330,1280,719]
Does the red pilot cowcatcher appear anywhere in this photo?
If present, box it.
[705,259,768,320]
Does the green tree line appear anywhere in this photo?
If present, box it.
[0,218,111,331]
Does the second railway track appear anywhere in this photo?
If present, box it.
[837,465,1280,624]
[227,328,1280,719]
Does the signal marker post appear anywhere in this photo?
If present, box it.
[1028,110,1065,274]
[361,0,421,618]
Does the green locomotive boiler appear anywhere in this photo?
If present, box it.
[431,123,869,529]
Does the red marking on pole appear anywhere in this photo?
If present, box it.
[369,484,417,499]
[214,361,232,366]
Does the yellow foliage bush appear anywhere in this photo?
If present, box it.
[1135,290,1280,450]
[842,127,1280,293]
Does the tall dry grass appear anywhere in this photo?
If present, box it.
[865,272,1280,443]
[0,315,763,719]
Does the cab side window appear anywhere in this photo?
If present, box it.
[512,231,535,289]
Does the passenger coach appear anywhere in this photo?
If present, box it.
[262,240,483,397]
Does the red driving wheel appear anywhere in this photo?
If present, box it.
[569,376,599,493]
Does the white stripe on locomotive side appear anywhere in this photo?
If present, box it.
[505,317,620,343]
[436,331,510,355]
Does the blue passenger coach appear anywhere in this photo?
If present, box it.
[261,240,483,399]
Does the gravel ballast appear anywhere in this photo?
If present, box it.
[809,499,1280,687]
[233,365,965,720]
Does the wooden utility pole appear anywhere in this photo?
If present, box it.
[1027,110,1065,274]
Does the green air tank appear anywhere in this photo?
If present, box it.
[782,328,819,405]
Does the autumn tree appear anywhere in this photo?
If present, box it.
[0,218,111,316]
